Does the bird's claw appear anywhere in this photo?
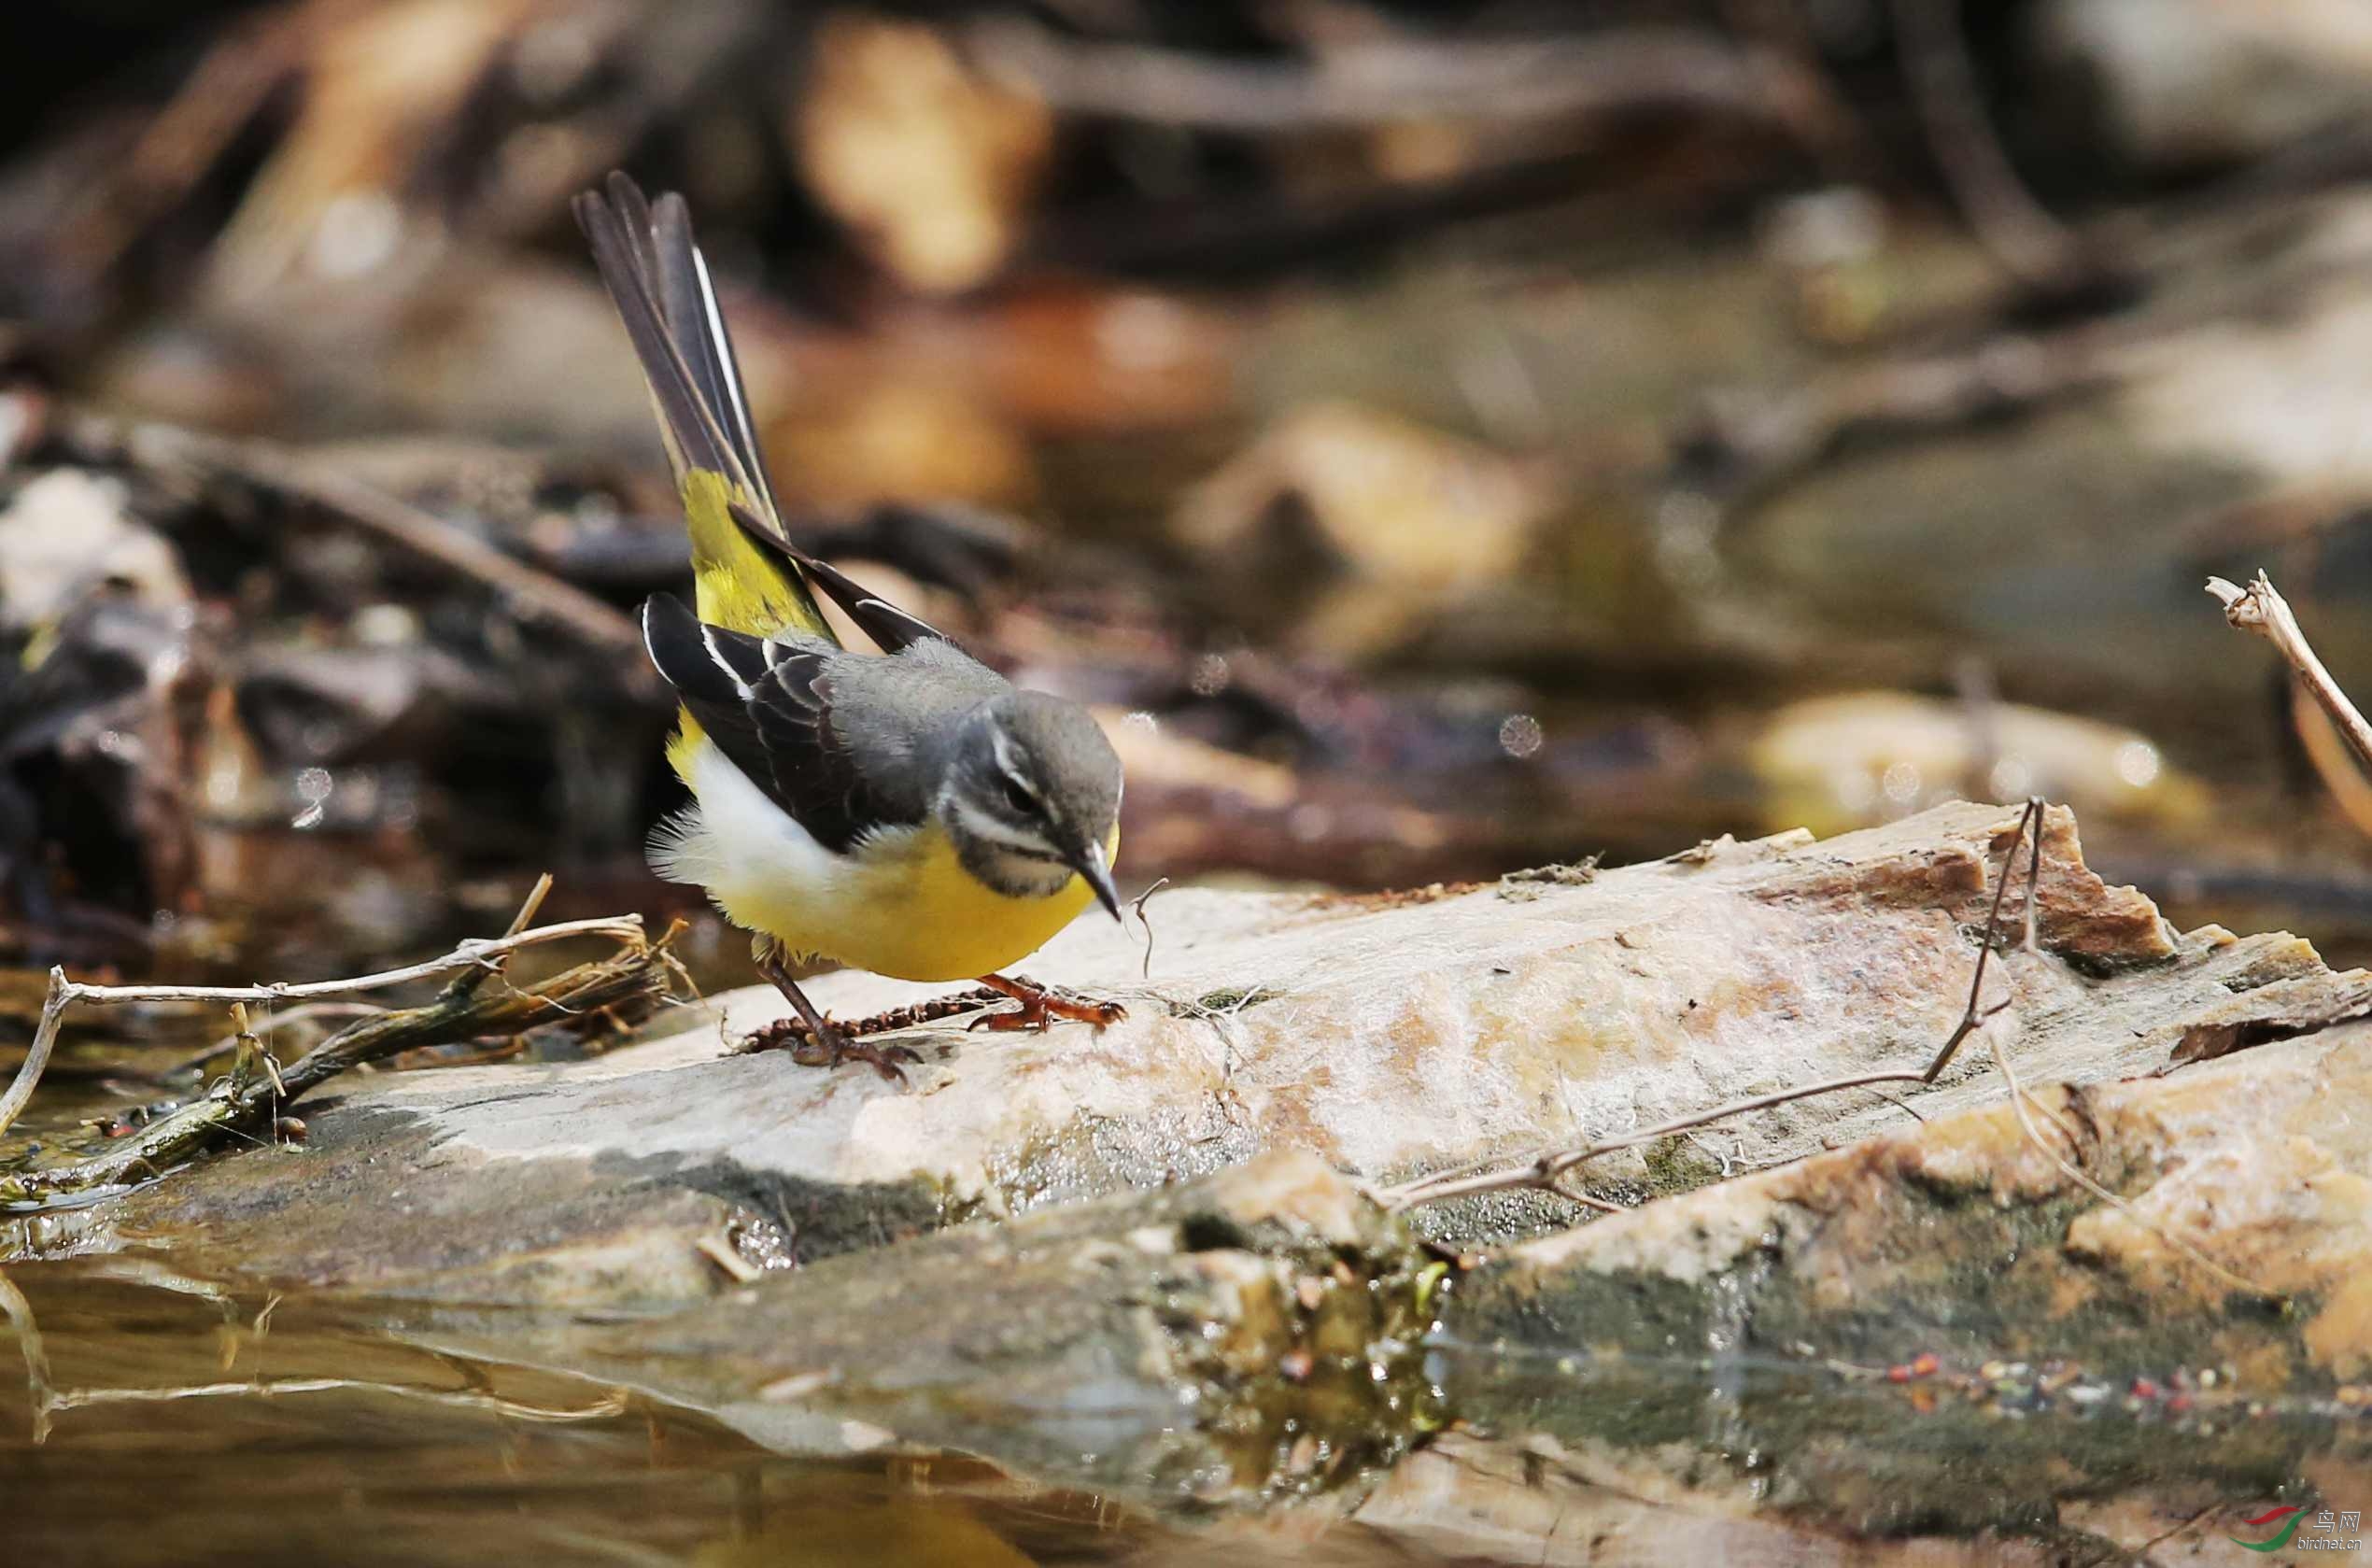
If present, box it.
[969,986,1127,1034]
[795,1034,923,1082]
[739,1017,923,1082]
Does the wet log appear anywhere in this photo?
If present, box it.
[30,801,2370,1309]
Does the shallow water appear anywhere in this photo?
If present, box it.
[0,1259,1229,1568]
[7,1253,2368,1566]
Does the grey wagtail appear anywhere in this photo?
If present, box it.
[575,174,1125,1079]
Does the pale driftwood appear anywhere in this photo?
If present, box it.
[53,801,2372,1307]
[1385,798,2047,1210]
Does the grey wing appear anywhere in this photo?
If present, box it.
[642,593,901,853]
[818,638,1013,818]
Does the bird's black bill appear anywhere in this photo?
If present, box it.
[1074,842,1123,923]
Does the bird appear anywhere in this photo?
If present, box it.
[573,173,1126,1080]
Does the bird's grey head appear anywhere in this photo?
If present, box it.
[936,691,1123,917]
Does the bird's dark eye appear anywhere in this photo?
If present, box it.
[1001,775,1038,815]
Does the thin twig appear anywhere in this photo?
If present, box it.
[2210,572,2372,779]
[1386,799,2045,1210]
[440,871,554,1006]
[0,915,647,1143]
[156,1002,390,1080]
[1130,877,1171,982]
[1383,1065,1936,1208]
[734,987,1003,1055]
[1919,795,2042,1081]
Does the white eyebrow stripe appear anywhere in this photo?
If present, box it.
[945,794,1059,857]
[988,725,1029,790]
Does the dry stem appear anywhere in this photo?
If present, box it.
[1385,799,2045,1210]
[0,910,667,1196]
[2210,571,2372,780]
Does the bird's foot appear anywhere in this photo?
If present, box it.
[968,973,1127,1034]
[799,1030,924,1082]
[738,1016,923,1082]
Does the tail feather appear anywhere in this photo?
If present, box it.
[652,192,783,519]
[575,174,831,643]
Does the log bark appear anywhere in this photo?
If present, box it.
[31,801,2368,1308]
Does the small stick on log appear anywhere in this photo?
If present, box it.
[154,1002,390,1081]
[2210,572,2372,779]
[1917,795,2042,1081]
[735,987,1004,1055]
[439,872,553,1006]
[1130,877,1171,982]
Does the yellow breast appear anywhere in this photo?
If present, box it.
[770,819,1114,982]
[666,721,1117,982]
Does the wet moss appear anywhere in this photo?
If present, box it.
[1190,985,1285,1013]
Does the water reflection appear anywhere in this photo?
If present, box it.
[7,1258,2368,1565]
[0,1260,1348,1567]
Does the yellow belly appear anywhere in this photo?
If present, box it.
[737,818,1113,982]
[664,716,1119,982]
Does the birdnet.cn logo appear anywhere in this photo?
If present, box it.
[2230,1505,2363,1553]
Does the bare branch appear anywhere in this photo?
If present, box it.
[1382,1064,1935,1209]
[967,18,1844,149]
[0,914,646,1143]
[2210,571,2372,779]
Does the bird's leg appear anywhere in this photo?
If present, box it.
[748,939,921,1082]
[968,972,1127,1034]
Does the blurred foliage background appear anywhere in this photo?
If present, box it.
[6,0,2372,986]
